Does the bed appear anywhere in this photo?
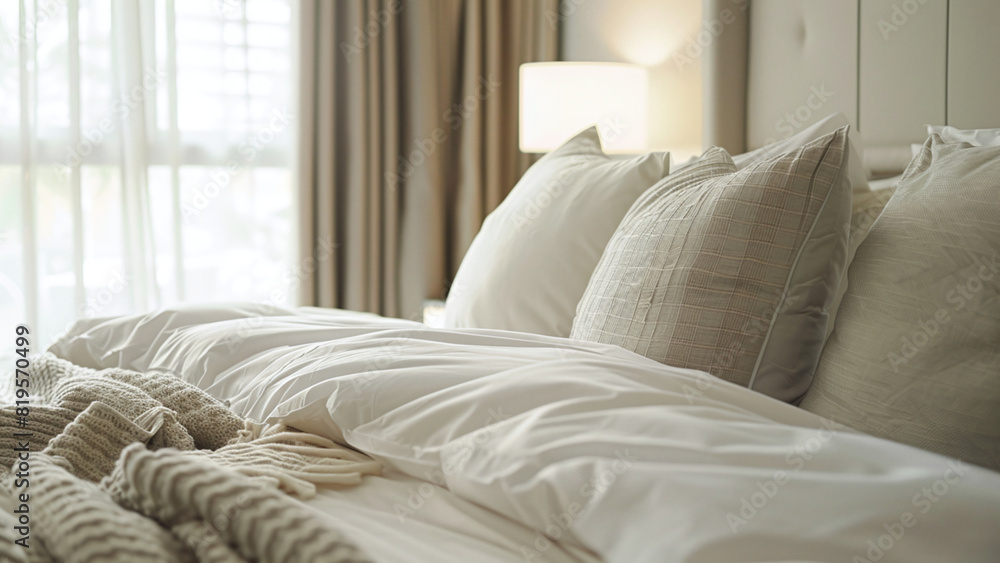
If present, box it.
[4,1,1000,562]
[10,302,997,563]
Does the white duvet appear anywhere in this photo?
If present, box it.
[50,304,1000,562]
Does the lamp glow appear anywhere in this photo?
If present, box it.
[519,62,649,153]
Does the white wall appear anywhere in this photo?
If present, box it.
[559,0,703,160]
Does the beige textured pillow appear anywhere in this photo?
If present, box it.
[572,128,851,402]
[801,134,1000,471]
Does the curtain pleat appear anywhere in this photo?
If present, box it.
[378,0,400,317]
[110,0,158,311]
[18,0,40,334]
[299,0,558,319]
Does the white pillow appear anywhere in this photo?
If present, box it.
[732,112,870,199]
[47,303,299,369]
[444,127,670,337]
[926,125,1000,146]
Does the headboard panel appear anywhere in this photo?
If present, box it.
[857,0,947,155]
[948,2,1000,128]
[704,0,1000,175]
[746,2,858,149]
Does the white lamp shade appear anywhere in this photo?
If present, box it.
[519,62,649,153]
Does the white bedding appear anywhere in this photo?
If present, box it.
[50,304,1000,562]
[302,471,599,563]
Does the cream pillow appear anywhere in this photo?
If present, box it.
[801,134,1000,471]
[444,127,670,337]
[911,126,1000,159]
[572,128,851,402]
[927,125,1000,146]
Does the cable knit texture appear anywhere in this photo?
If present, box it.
[1,354,379,562]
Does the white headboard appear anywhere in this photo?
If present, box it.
[703,0,1000,175]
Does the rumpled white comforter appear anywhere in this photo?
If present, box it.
[50,304,1000,562]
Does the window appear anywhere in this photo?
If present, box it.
[0,0,297,355]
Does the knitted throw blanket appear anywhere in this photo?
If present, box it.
[0,354,381,562]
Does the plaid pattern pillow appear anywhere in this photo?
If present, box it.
[572,128,851,402]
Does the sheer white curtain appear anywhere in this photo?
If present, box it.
[0,0,297,355]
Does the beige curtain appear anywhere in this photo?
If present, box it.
[296,0,558,320]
